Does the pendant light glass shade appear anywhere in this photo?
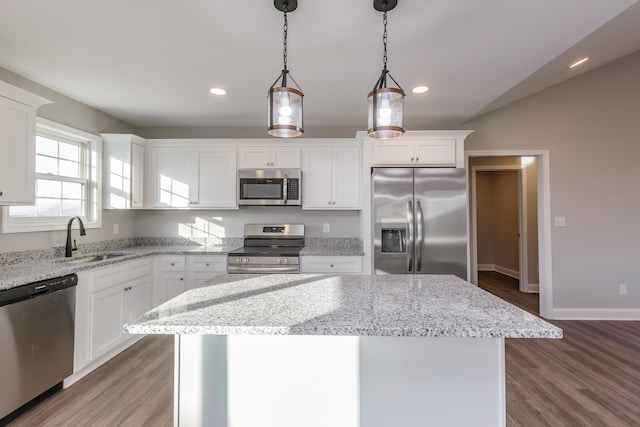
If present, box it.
[368,0,405,139]
[268,0,303,138]
[368,87,404,138]
[268,81,303,138]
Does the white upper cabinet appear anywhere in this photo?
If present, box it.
[0,81,52,205]
[147,141,237,209]
[102,134,146,209]
[364,130,473,168]
[237,145,301,169]
[302,143,361,210]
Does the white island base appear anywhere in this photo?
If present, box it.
[175,334,505,427]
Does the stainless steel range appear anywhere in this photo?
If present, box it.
[227,224,304,274]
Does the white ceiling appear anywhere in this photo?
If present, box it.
[1,0,639,130]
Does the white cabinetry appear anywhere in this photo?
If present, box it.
[154,255,187,306]
[71,257,152,385]
[0,81,51,205]
[372,139,457,166]
[238,145,300,169]
[365,130,473,168]
[300,256,363,273]
[187,255,227,288]
[102,134,145,209]
[154,255,226,306]
[302,144,361,209]
[147,142,237,209]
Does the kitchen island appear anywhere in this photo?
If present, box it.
[125,274,561,427]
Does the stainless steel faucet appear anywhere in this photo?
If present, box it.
[65,216,86,257]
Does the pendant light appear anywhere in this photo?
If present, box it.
[368,0,405,139]
[268,0,303,138]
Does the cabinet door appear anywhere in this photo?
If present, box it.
[413,140,456,166]
[271,146,301,168]
[90,285,123,360]
[0,96,36,205]
[152,148,193,207]
[131,142,145,208]
[197,148,237,208]
[237,146,271,168]
[160,273,187,303]
[332,147,361,209]
[372,140,414,165]
[122,276,151,325]
[302,147,333,208]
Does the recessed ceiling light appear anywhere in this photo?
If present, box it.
[569,57,589,69]
[411,86,430,94]
[209,87,227,95]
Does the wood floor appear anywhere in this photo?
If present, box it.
[7,272,640,427]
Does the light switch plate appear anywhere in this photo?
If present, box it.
[323,223,330,233]
[554,216,566,227]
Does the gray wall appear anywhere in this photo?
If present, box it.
[463,50,640,311]
[0,67,138,252]
[133,208,360,239]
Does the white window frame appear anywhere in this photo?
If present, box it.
[1,118,102,233]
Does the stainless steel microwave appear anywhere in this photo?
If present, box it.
[238,169,301,206]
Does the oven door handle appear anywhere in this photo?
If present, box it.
[283,174,288,205]
[227,265,300,274]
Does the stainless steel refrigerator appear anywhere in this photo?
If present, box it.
[373,167,468,279]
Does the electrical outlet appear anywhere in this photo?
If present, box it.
[619,284,627,295]
[323,223,330,233]
[113,223,120,234]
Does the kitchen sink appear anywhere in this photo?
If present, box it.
[51,253,129,264]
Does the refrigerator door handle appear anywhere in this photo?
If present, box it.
[407,201,414,272]
[416,200,424,272]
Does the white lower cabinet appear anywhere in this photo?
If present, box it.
[300,256,363,273]
[187,255,227,289]
[69,257,152,386]
[154,255,226,306]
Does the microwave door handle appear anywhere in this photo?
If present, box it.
[283,174,288,205]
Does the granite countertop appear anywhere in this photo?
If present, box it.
[0,239,363,291]
[124,274,563,339]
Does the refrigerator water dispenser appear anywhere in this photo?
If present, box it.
[381,229,406,253]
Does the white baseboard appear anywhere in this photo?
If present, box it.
[526,283,539,293]
[477,264,520,279]
[64,335,144,388]
[550,308,640,321]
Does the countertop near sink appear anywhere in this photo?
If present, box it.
[0,243,237,291]
[0,238,363,291]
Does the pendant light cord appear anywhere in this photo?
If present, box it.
[382,10,388,71]
[283,9,288,72]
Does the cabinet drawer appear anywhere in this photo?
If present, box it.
[158,256,186,272]
[301,256,363,273]
[90,258,152,293]
[188,255,227,272]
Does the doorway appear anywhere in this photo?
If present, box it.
[465,150,553,318]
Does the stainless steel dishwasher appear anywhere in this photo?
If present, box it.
[0,274,77,423]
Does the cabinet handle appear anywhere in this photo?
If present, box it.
[206,263,210,267]
[170,262,175,266]
[410,157,414,162]
[180,277,184,281]
[328,201,331,205]
[416,157,419,162]
[0,191,3,196]
[330,264,334,268]
[124,286,132,291]
[332,201,336,205]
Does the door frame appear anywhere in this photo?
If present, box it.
[471,166,528,292]
[465,150,552,318]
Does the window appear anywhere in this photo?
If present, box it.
[2,118,102,233]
